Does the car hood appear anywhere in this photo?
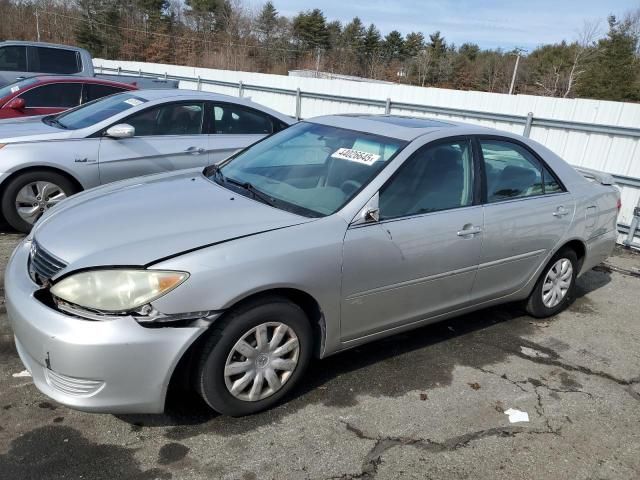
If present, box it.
[32,170,315,274]
[0,115,72,142]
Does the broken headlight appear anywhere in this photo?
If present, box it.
[50,269,189,313]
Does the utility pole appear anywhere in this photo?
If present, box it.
[35,8,41,42]
[508,47,526,95]
[315,48,322,78]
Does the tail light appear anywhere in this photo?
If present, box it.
[616,198,622,212]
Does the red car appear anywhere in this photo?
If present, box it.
[0,76,137,119]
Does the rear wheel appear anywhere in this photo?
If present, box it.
[525,248,578,318]
[195,297,313,416]
[1,171,77,233]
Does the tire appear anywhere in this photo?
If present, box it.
[195,296,313,416]
[525,248,578,318]
[1,170,78,233]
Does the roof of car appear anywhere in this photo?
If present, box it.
[19,75,136,88]
[307,114,494,141]
[0,41,89,52]
[131,89,294,124]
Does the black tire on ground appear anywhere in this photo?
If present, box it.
[195,296,313,416]
[525,247,578,318]
[1,170,78,233]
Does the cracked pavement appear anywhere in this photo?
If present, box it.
[0,231,639,480]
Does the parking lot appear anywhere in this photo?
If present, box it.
[0,229,639,480]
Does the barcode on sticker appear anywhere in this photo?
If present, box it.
[331,148,380,165]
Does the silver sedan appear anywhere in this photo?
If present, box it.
[6,115,619,416]
[0,89,293,232]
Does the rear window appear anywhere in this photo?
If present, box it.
[29,47,81,74]
[54,93,148,130]
[0,45,27,71]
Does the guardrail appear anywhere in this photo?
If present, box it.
[96,64,640,246]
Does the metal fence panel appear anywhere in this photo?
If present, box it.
[94,59,640,244]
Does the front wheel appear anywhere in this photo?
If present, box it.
[1,171,77,233]
[195,297,313,416]
[525,248,578,318]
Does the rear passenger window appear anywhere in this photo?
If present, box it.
[29,47,81,74]
[379,139,474,219]
[213,105,274,134]
[19,83,82,108]
[481,140,544,202]
[542,164,563,194]
[84,84,127,102]
[0,46,27,71]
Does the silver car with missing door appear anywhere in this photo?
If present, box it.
[5,115,619,416]
[0,89,292,232]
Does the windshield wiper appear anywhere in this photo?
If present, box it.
[225,176,277,207]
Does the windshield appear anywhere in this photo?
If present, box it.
[51,93,148,130]
[0,77,39,99]
[212,122,407,217]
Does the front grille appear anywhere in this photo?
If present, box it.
[28,241,67,284]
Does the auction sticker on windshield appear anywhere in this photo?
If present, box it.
[124,98,144,107]
[331,148,381,166]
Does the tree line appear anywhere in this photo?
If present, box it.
[1,0,639,102]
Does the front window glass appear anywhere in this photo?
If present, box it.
[214,122,406,217]
[19,83,82,108]
[52,93,148,130]
[380,139,474,219]
[126,103,204,136]
[0,46,27,71]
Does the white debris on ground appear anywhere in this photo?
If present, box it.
[504,408,530,423]
[520,346,550,359]
[12,369,31,378]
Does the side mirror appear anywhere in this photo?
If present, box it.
[105,123,135,139]
[6,97,25,110]
[351,192,380,226]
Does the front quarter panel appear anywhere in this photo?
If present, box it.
[0,139,100,189]
[150,215,347,357]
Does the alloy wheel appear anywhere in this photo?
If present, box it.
[15,181,67,224]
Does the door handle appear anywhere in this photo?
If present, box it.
[185,146,205,155]
[552,207,570,217]
[457,225,482,237]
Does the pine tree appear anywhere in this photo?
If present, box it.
[577,16,639,101]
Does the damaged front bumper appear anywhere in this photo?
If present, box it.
[5,240,216,414]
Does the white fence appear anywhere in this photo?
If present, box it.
[95,58,640,245]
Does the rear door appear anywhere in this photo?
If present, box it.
[471,136,574,302]
[98,100,210,184]
[341,137,483,340]
[17,82,83,116]
[208,102,284,164]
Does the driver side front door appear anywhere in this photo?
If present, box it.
[340,138,483,342]
[98,101,210,184]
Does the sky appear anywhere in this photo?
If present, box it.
[258,0,640,50]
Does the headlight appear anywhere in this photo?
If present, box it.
[50,269,189,313]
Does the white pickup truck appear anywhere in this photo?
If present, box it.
[0,41,178,89]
